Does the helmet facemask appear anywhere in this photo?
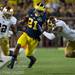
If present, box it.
[3,13,12,19]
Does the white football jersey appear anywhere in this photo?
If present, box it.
[55,20,75,41]
[0,14,17,38]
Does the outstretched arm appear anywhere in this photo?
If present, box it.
[43,31,55,40]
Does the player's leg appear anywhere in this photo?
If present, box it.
[27,55,36,68]
[65,41,75,58]
[25,38,39,68]
[7,43,21,68]
[8,32,27,57]
[7,32,27,69]
[0,47,3,62]
[0,38,4,62]
[1,37,13,56]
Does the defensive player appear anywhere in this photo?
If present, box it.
[7,3,47,69]
[0,6,17,62]
[43,16,75,58]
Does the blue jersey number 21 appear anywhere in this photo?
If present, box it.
[28,18,38,30]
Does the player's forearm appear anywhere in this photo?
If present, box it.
[43,31,55,40]
[17,16,28,25]
[11,25,17,35]
[13,44,21,58]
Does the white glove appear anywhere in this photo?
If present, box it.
[43,31,55,40]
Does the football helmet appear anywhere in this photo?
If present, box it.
[2,6,14,19]
[34,3,46,16]
[47,16,56,30]
[34,2,45,12]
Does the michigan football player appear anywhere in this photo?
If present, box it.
[7,2,48,69]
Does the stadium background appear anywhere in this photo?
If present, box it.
[0,0,75,48]
[1,0,75,75]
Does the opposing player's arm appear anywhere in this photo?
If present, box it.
[52,26,63,33]
[17,16,29,24]
[43,31,55,40]
[10,17,17,35]
[10,25,17,35]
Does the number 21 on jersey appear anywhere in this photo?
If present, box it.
[28,18,38,30]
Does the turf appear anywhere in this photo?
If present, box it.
[0,48,75,75]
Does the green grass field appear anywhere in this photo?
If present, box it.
[0,48,75,75]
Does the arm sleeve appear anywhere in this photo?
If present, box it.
[43,31,55,40]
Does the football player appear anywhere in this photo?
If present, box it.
[0,6,17,62]
[43,16,75,58]
[7,2,47,69]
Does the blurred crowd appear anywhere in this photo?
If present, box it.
[45,0,75,17]
[0,0,75,19]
